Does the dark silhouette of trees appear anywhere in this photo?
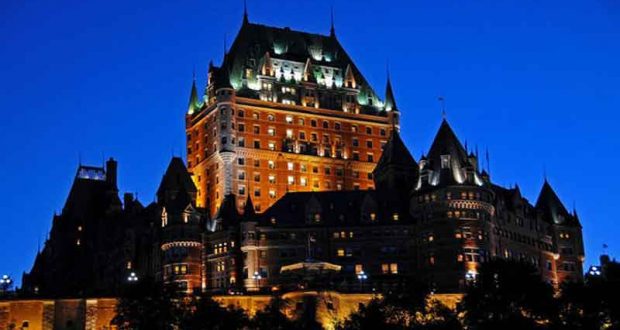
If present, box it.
[114,277,182,330]
[459,259,558,330]
[251,295,296,329]
[558,268,620,329]
[181,293,250,330]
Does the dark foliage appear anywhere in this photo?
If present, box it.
[251,295,297,330]
[114,277,182,330]
[181,293,250,330]
[459,259,558,330]
[558,275,620,329]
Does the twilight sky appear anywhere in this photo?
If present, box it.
[1,0,619,284]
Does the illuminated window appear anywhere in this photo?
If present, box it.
[268,175,276,184]
[268,160,275,169]
[285,115,293,124]
[392,213,399,221]
[337,249,345,257]
[268,142,275,150]
[355,264,363,274]
[288,176,295,185]
[286,129,293,138]
[268,128,275,136]
[441,155,451,169]
[390,263,398,274]
[300,177,308,186]
[126,261,132,269]
[381,263,389,274]
[269,190,276,199]
[270,217,277,224]
[370,213,376,221]
[351,125,358,133]
[287,162,294,171]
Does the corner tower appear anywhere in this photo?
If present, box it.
[157,157,203,294]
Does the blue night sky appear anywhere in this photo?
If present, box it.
[1,0,619,285]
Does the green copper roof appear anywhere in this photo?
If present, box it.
[210,21,385,112]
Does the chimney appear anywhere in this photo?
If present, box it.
[106,158,118,188]
[123,193,134,209]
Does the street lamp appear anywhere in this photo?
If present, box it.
[356,271,368,291]
[0,275,13,293]
[588,266,602,277]
[127,272,139,282]
[252,271,262,291]
[465,270,477,285]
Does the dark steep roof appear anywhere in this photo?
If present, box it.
[427,119,469,168]
[157,157,196,203]
[374,130,416,174]
[256,190,412,227]
[535,180,579,226]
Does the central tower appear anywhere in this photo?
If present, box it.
[186,14,400,216]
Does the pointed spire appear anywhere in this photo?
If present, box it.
[243,0,249,25]
[384,69,398,111]
[188,77,200,114]
[536,179,573,225]
[243,195,255,219]
[330,6,336,37]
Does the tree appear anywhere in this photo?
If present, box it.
[251,295,297,330]
[114,277,182,330]
[558,273,620,329]
[459,259,558,330]
[181,293,250,330]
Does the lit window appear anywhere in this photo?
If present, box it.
[287,162,294,171]
[441,155,451,169]
[392,213,399,221]
[390,263,398,274]
[268,175,276,184]
[300,177,308,186]
[288,176,294,185]
[337,249,345,257]
[381,263,389,274]
[285,115,293,123]
[268,142,275,150]
[268,128,275,136]
[286,129,293,138]
[268,160,275,169]
[370,213,376,221]
[355,264,363,274]
[269,190,276,199]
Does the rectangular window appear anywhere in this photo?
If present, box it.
[253,125,260,134]
[254,140,261,149]
[268,160,275,169]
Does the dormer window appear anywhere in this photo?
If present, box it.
[162,208,168,227]
[441,155,451,169]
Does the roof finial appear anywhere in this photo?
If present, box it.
[385,62,398,112]
[485,147,490,175]
[330,6,336,37]
[243,0,249,25]
[438,96,446,119]
[543,164,548,182]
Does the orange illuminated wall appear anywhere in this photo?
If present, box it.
[187,96,395,216]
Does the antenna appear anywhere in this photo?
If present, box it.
[438,96,446,119]
[330,5,335,36]
[243,0,249,24]
[485,147,490,175]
